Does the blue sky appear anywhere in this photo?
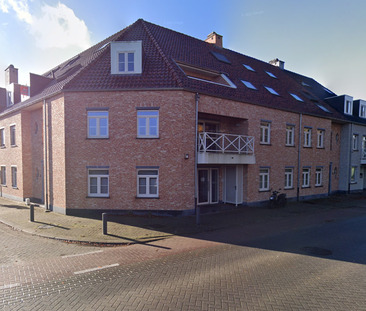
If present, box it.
[1,0,366,99]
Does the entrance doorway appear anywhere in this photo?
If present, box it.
[198,168,219,205]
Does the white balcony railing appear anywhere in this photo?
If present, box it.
[198,132,255,155]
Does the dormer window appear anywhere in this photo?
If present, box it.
[359,101,366,118]
[111,41,142,75]
[345,100,353,115]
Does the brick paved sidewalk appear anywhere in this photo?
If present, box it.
[0,193,365,245]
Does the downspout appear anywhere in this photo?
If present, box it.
[195,93,200,225]
[297,113,302,201]
[348,123,353,193]
[43,100,49,210]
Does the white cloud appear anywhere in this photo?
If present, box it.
[0,0,91,50]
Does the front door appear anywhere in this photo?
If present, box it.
[198,168,219,205]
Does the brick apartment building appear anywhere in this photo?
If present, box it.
[0,19,350,215]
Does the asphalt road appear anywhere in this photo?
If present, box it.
[1,210,366,310]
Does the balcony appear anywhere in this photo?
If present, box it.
[198,132,255,165]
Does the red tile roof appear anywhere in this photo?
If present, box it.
[1,19,348,122]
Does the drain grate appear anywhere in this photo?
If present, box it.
[301,246,332,256]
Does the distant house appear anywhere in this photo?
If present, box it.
[0,19,348,215]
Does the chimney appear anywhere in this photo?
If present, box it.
[5,64,18,86]
[269,58,285,70]
[205,32,223,48]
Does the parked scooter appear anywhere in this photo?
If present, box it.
[268,189,287,209]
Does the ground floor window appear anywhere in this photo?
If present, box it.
[0,166,5,185]
[259,168,269,191]
[88,168,109,197]
[284,168,293,189]
[11,166,17,188]
[137,170,159,197]
[315,167,323,186]
[302,168,310,188]
[350,166,357,183]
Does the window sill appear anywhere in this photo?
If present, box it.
[86,137,109,140]
[316,147,325,149]
[350,182,357,184]
[284,187,294,190]
[136,137,160,139]
[0,146,5,149]
[301,186,311,189]
[353,149,359,152]
[12,187,18,189]
[285,145,295,147]
[303,146,312,148]
[259,143,271,146]
[135,196,160,199]
[315,185,323,188]
[11,145,17,148]
[86,196,110,198]
[259,189,270,192]
[1,185,6,187]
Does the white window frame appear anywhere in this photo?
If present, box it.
[88,168,109,197]
[10,124,16,146]
[286,125,295,146]
[259,168,270,191]
[260,122,270,144]
[315,167,323,186]
[87,110,109,138]
[345,100,353,115]
[137,110,159,138]
[0,166,6,186]
[360,103,366,118]
[0,128,4,147]
[118,52,135,73]
[285,168,293,189]
[353,134,359,151]
[317,129,324,148]
[111,41,142,75]
[137,169,159,198]
[302,168,310,188]
[362,136,366,159]
[304,128,312,147]
[11,166,17,188]
[350,166,357,183]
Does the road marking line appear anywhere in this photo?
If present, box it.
[74,263,119,275]
[62,250,103,258]
[0,283,20,290]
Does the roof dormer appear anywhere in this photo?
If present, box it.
[344,96,353,115]
[111,41,142,75]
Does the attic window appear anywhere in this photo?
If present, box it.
[64,56,80,68]
[265,71,277,78]
[211,51,231,64]
[264,86,279,95]
[111,41,142,75]
[176,61,236,88]
[345,100,353,115]
[241,80,257,90]
[317,104,331,113]
[360,102,366,118]
[302,81,311,87]
[290,93,303,102]
[243,64,255,72]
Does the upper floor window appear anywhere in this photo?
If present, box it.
[137,110,159,138]
[317,129,324,148]
[286,125,295,146]
[304,127,312,147]
[10,125,16,146]
[88,168,109,197]
[260,122,270,144]
[315,167,323,186]
[345,100,353,115]
[0,128,4,147]
[111,41,142,75]
[87,110,109,138]
[259,168,269,191]
[362,136,366,159]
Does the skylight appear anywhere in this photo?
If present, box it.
[241,80,257,90]
[290,93,303,102]
[264,86,279,95]
[243,64,255,71]
[265,71,277,78]
[323,87,334,94]
[302,81,311,87]
[317,104,331,113]
[211,51,231,64]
